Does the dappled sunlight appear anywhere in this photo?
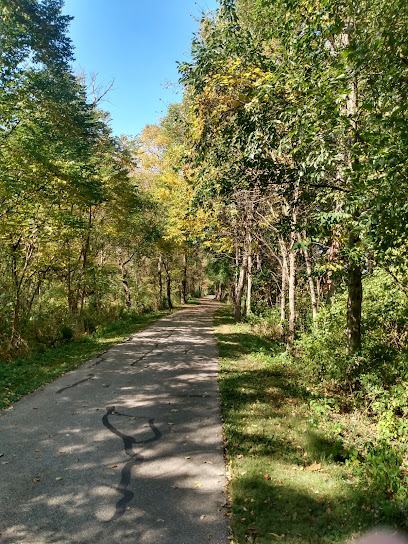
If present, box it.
[0,303,228,543]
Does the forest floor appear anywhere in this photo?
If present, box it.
[214,307,405,544]
[0,300,228,544]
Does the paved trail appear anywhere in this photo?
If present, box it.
[0,299,228,544]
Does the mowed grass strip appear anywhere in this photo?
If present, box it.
[214,307,382,544]
[0,311,168,410]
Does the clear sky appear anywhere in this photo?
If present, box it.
[62,0,219,137]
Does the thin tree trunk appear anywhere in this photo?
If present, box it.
[246,253,253,317]
[347,231,362,354]
[119,262,132,308]
[298,232,318,323]
[163,260,173,310]
[287,186,299,350]
[216,282,223,301]
[287,245,297,349]
[180,253,187,305]
[341,23,362,354]
[234,252,248,321]
[80,206,92,317]
[10,240,32,346]
[279,239,288,322]
[158,254,163,308]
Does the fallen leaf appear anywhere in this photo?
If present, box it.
[307,462,322,472]
[236,454,243,459]
[185,456,191,460]
[55,477,63,481]
[171,409,179,413]
[269,533,284,540]
[264,474,271,480]
[34,449,40,453]
[2,461,9,465]
[109,464,118,469]
[193,481,202,488]
[171,485,178,489]
[33,478,40,483]
[240,471,247,475]
[200,515,206,520]
[204,461,213,464]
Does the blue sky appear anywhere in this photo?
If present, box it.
[62,0,219,137]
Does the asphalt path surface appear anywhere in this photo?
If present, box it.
[0,298,229,544]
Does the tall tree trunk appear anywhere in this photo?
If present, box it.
[298,232,318,323]
[119,262,132,308]
[10,240,33,347]
[216,282,223,301]
[158,254,163,308]
[80,206,92,317]
[246,253,253,317]
[287,245,297,350]
[347,231,362,354]
[287,186,299,350]
[234,252,248,321]
[180,253,187,305]
[163,260,173,310]
[341,24,362,354]
[279,239,288,322]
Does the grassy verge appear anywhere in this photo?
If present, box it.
[0,311,168,410]
[215,307,407,544]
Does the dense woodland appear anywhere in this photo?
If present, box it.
[1,0,408,394]
[2,0,408,435]
[2,0,408,535]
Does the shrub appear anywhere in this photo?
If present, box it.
[247,308,284,340]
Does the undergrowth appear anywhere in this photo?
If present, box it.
[215,305,408,544]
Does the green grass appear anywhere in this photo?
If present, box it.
[0,311,168,410]
[214,307,407,544]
